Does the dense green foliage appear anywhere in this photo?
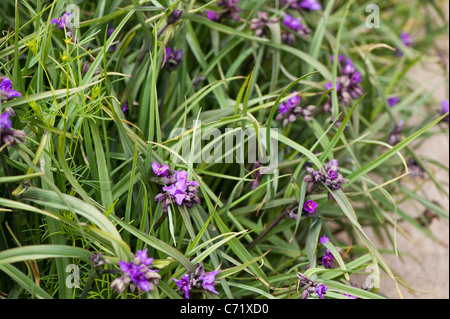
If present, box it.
[0,0,448,299]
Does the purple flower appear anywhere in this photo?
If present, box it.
[388,120,404,145]
[388,96,400,107]
[299,0,322,10]
[0,77,21,101]
[327,169,338,180]
[51,12,72,30]
[322,252,333,267]
[217,0,241,21]
[323,56,364,112]
[198,269,220,295]
[315,283,327,298]
[324,82,340,92]
[276,92,315,126]
[319,235,329,245]
[122,101,129,112]
[154,166,201,211]
[0,111,26,148]
[407,158,425,178]
[112,250,161,294]
[250,12,279,38]
[330,54,346,63]
[163,47,183,72]
[0,112,12,130]
[400,31,414,47]
[287,93,301,107]
[152,161,170,177]
[441,100,449,123]
[280,13,310,45]
[173,274,191,299]
[303,200,318,213]
[207,0,241,22]
[173,265,221,298]
[278,102,290,115]
[283,13,302,31]
[206,10,220,22]
[134,249,154,266]
[352,71,362,83]
[304,159,349,193]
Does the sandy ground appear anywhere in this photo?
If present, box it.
[349,3,449,299]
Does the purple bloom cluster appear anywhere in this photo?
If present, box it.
[276,92,315,126]
[206,0,241,22]
[289,199,319,220]
[173,264,220,299]
[407,158,425,178]
[51,12,73,37]
[249,12,278,38]
[278,0,322,11]
[319,235,343,268]
[388,120,404,145]
[281,13,311,45]
[110,249,161,293]
[320,235,332,267]
[153,162,201,212]
[1,77,21,101]
[0,111,26,149]
[297,272,327,299]
[163,47,183,72]
[323,55,364,112]
[304,159,349,193]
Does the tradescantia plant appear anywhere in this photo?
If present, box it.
[0,0,448,300]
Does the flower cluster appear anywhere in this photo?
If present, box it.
[289,199,318,220]
[297,272,327,299]
[249,12,278,38]
[276,92,315,126]
[278,0,322,11]
[319,235,342,268]
[407,158,425,178]
[304,159,349,193]
[173,264,220,299]
[153,162,201,212]
[206,0,241,22]
[163,47,183,72]
[51,12,73,37]
[1,77,21,101]
[323,55,364,112]
[281,13,311,45]
[388,120,404,145]
[110,249,161,293]
[0,111,26,149]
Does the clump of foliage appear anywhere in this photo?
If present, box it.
[0,0,448,300]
